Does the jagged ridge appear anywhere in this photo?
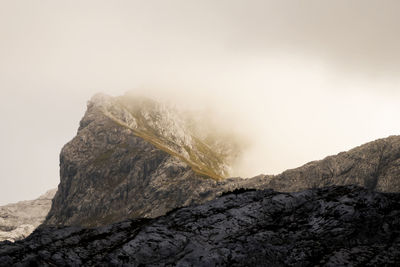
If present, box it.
[263,135,400,192]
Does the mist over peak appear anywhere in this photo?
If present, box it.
[1,0,400,204]
[85,92,246,179]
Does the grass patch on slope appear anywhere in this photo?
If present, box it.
[103,110,225,181]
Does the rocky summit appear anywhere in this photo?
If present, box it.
[44,93,245,227]
[1,186,400,266]
[43,93,400,228]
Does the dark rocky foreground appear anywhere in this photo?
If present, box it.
[2,185,400,266]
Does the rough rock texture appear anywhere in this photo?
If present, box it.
[264,135,400,193]
[44,93,245,227]
[2,186,400,266]
[44,93,400,228]
[0,189,56,242]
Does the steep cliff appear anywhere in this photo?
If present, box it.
[2,186,400,266]
[44,93,243,227]
[0,189,56,242]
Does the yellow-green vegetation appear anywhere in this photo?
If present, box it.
[100,96,231,181]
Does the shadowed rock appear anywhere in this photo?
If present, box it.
[1,186,400,266]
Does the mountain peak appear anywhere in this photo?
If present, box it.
[84,93,238,180]
[44,93,245,227]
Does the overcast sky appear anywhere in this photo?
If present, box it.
[1,0,400,204]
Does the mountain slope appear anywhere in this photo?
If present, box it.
[44,93,243,227]
[2,186,400,266]
[96,93,238,179]
[259,135,400,192]
[0,189,56,242]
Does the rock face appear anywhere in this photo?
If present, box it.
[44,93,400,228]
[0,189,56,242]
[263,135,400,193]
[2,186,400,266]
[44,93,244,227]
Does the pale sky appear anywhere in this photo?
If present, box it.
[1,0,400,204]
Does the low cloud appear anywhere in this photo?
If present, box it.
[1,0,400,204]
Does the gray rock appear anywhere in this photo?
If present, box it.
[44,93,244,227]
[0,189,56,242]
[262,135,400,192]
[1,186,400,266]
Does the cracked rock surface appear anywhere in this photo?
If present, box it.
[2,185,400,266]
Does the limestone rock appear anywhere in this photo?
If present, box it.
[0,189,56,242]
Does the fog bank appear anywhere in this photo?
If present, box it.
[1,0,400,204]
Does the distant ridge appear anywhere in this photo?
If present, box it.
[262,135,400,192]
[0,189,56,242]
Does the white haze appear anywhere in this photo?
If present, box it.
[1,0,400,204]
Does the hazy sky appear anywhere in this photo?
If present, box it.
[1,0,400,204]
